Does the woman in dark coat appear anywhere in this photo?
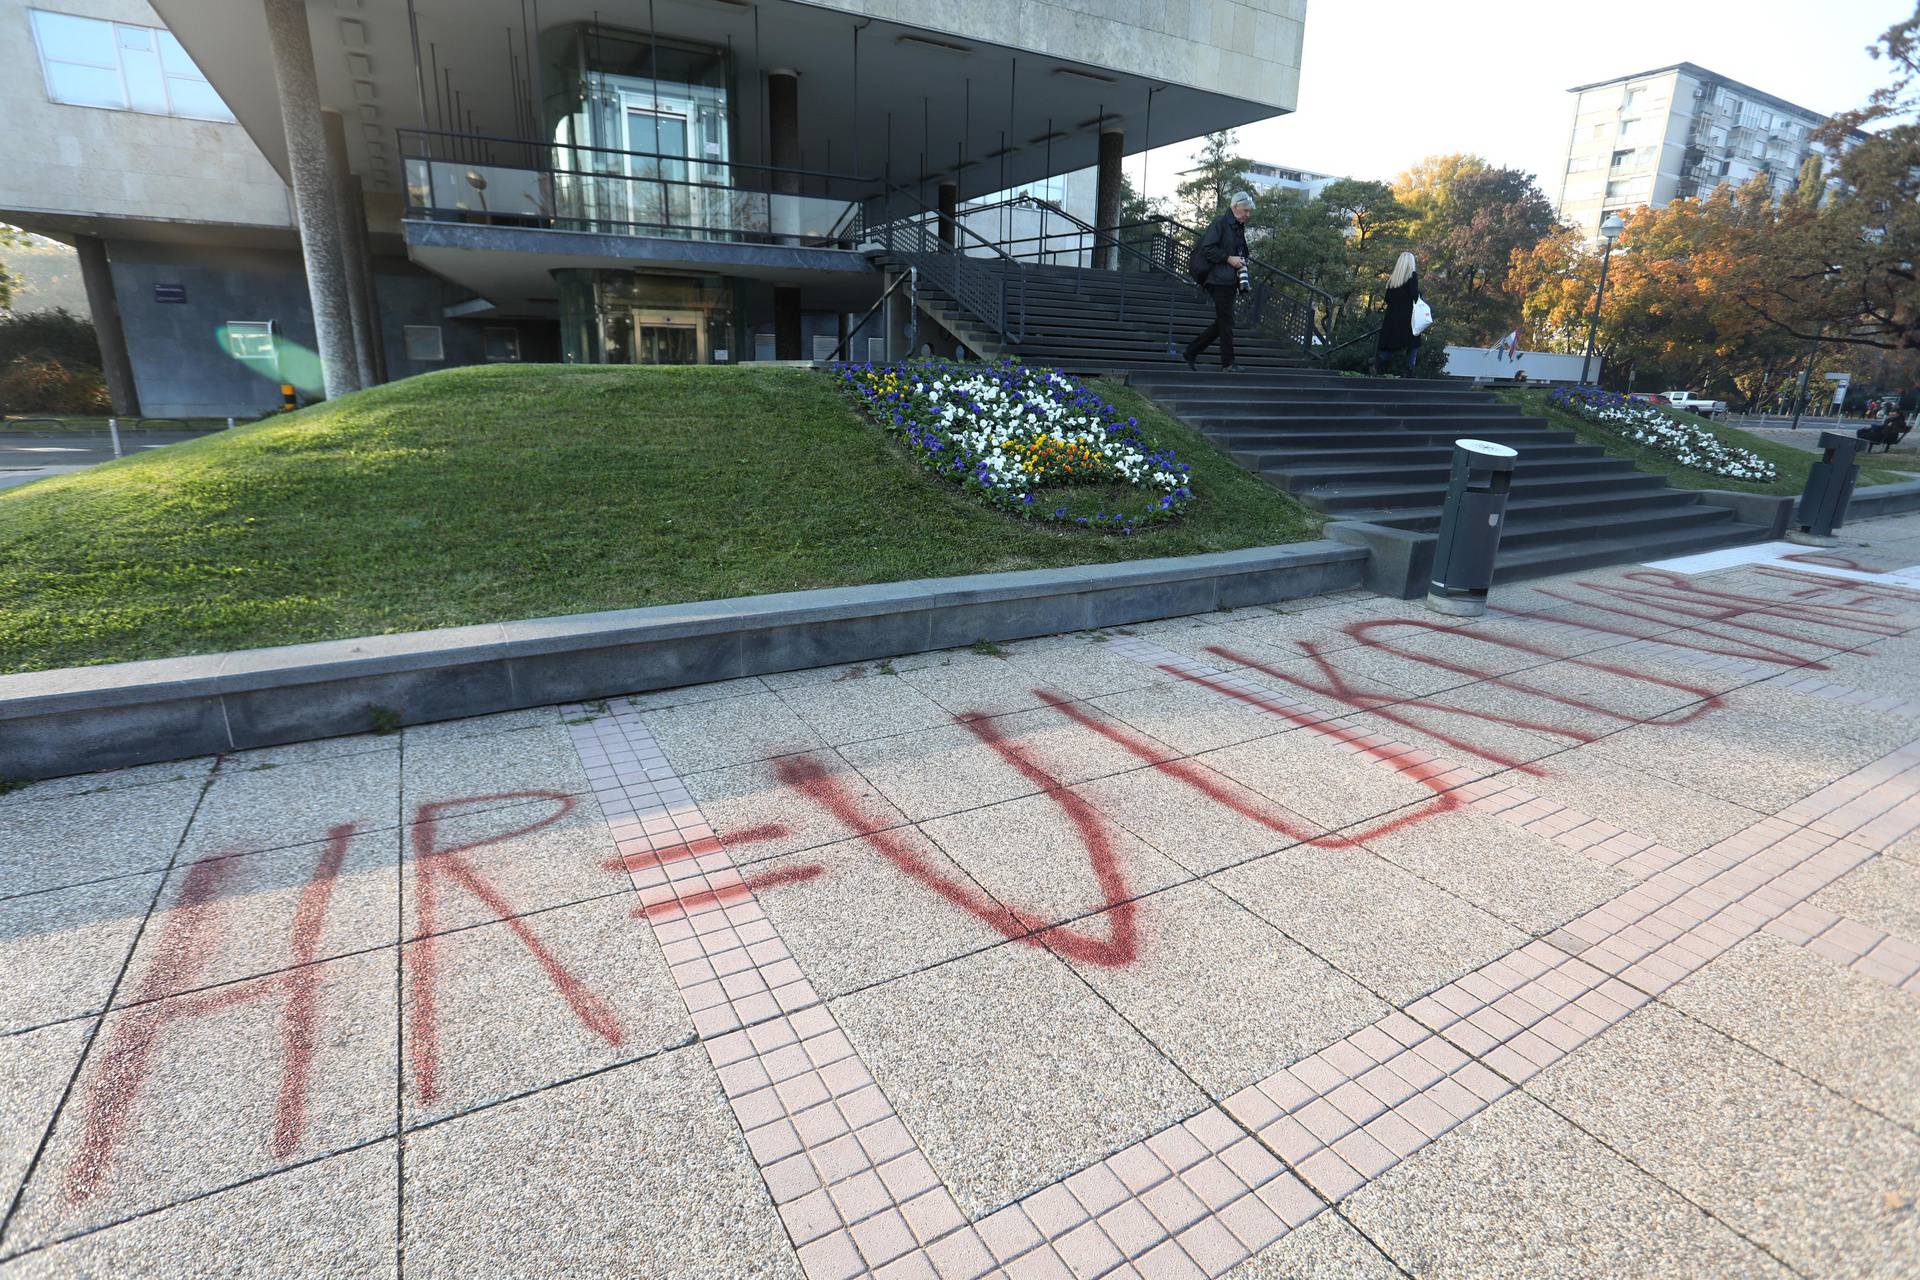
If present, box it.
[1182,192,1253,372]
[1376,251,1422,376]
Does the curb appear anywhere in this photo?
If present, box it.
[0,541,1364,781]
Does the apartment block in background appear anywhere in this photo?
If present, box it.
[1556,62,1857,240]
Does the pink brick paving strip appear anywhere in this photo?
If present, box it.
[562,671,1920,1278]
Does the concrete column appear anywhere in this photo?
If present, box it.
[349,176,388,383]
[74,234,140,416]
[323,110,379,387]
[1094,128,1124,271]
[767,68,802,359]
[937,182,959,249]
[263,0,360,398]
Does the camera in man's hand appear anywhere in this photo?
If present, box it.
[1237,262,1252,293]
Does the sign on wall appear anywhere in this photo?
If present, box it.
[153,283,186,303]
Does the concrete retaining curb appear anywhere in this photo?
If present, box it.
[1836,478,1920,525]
[0,541,1363,781]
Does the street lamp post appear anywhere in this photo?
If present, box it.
[1581,212,1625,386]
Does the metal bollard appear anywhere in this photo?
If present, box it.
[1427,439,1517,617]
[1790,431,1862,545]
[107,417,122,458]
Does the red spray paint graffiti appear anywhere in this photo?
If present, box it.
[406,791,622,1103]
[769,717,1143,966]
[67,793,648,1203]
[65,824,353,1203]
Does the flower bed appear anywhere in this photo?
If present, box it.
[838,361,1193,533]
[1548,387,1777,483]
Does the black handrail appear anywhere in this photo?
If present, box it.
[826,267,915,363]
[1147,214,1343,361]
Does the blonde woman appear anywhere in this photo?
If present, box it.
[1376,251,1422,376]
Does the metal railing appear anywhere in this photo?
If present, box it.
[1150,216,1344,360]
[398,127,876,247]
[398,126,1030,350]
[861,195,1030,347]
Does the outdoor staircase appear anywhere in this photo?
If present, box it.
[885,257,1312,371]
[1130,367,1773,582]
[890,254,1771,586]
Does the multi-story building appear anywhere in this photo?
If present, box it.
[1556,62,1857,240]
[1240,159,1338,201]
[0,0,1309,415]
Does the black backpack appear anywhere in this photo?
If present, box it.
[1187,242,1210,284]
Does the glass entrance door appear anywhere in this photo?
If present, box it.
[637,323,699,365]
[623,100,691,234]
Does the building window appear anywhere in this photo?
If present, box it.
[404,326,445,361]
[483,327,521,362]
[30,10,235,121]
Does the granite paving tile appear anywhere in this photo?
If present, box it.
[403,1045,799,1279]
[1198,733,1437,833]
[5,1141,398,1280]
[1222,1211,1399,1279]
[0,781,204,897]
[1359,808,1634,934]
[1664,934,1920,1129]
[1807,858,1920,943]
[0,1020,91,1216]
[117,829,396,1007]
[1055,882,1386,1097]
[831,943,1205,1217]
[1530,1003,1920,1280]
[1343,1093,1790,1278]
[917,789,1188,933]
[401,791,621,938]
[0,758,214,809]
[634,692,823,777]
[7,949,397,1249]
[400,893,689,1125]
[747,827,1012,998]
[1,872,159,1031]
[683,751,912,867]
[1069,761,1327,876]
[773,675,958,746]
[183,752,400,862]
[398,724,592,814]
[1212,844,1526,1005]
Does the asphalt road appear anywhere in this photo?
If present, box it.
[0,430,216,469]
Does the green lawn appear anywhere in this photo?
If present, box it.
[0,364,1318,675]
[1497,388,1915,496]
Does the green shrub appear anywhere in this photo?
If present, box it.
[0,355,108,414]
[0,308,100,370]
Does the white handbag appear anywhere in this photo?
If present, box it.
[1411,297,1434,336]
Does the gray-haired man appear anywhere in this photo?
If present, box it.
[1183,191,1253,372]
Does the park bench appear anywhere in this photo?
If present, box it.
[1859,416,1911,453]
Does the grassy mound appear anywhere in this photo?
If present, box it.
[1497,388,1913,496]
[0,364,1318,674]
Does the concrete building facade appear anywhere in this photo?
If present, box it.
[4,0,1308,413]
[1556,62,1854,240]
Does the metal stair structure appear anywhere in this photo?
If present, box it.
[871,221,1770,587]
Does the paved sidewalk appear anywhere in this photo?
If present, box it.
[5,518,1920,1278]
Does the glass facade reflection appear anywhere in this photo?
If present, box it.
[557,270,739,366]
[540,24,733,238]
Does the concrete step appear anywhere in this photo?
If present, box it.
[1302,471,1673,514]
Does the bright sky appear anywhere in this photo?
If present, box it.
[1136,0,1913,198]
